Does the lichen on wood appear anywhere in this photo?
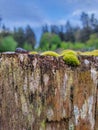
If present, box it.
[0,53,97,130]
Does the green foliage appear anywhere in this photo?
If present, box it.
[23,42,33,51]
[39,32,61,50]
[60,42,86,50]
[86,33,98,49]
[73,43,86,50]
[50,44,58,50]
[60,42,68,49]
[1,11,98,52]
[0,36,17,52]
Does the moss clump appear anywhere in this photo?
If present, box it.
[60,49,80,66]
[36,50,80,66]
[63,54,80,66]
[80,50,98,56]
[41,51,60,57]
[27,49,98,66]
[29,51,38,54]
[90,50,98,56]
[77,51,82,55]
[60,50,77,56]
[80,51,91,56]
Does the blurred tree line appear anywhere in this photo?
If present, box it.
[39,12,98,51]
[0,12,98,52]
[0,20,36,52]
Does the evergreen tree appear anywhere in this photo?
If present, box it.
[51,25,59,34]
[80,12,92,42]
[25,25,36,49]
[59,25,65,41]
[13,27,25,47]
[42,24,49,33]
[64,21,75,42]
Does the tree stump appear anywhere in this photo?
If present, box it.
[0,53,97,130]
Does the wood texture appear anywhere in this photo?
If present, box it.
[0,53,97,130]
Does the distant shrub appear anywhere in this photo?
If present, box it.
[73,43,86,50]
[23,42,33,51]
[0,36,17,52]
[39,33,61,50]
[60,42,86,50]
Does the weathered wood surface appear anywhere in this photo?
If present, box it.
[0,53,97,130]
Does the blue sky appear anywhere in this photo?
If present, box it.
[0,0,98,42]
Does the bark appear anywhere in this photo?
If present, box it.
[0,53,97,130]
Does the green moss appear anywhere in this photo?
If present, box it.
[60,50,77,56]
[89,50,98,56]
[80,51,91,56]
[41,120,46,129]
[80,49,98,56]
[77,51,82,55]
[61,50,80,66]
[63,54,80,66]
[41,51,60,57]
[28,49,98,66]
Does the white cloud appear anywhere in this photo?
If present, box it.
[57,19,66,25]
[87,10,98,17]
[72,9,98,17]
[72,9,82,16]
